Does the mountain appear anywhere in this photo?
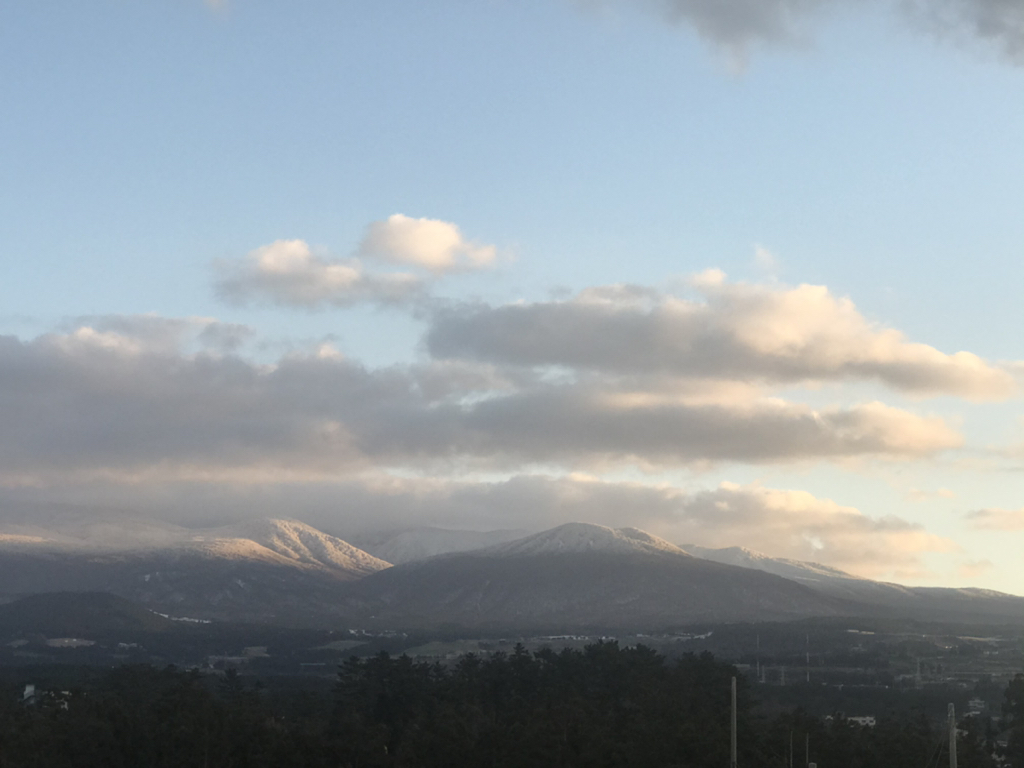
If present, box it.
[348,527,528,565]
[680,544,1024,624]
[0,515,390,624]
[0,592,176,636]
[344,523,857,631]
[0,514,389,576]
[4,510,1021,630]
[184,518,389,577]
[679,545,869,586]
[482,523,688,557]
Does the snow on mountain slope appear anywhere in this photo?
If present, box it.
[482,523,691,558]
[678,544,863,585]
[192,519,390,576]
[0,512,390,577]
[349,527,528,564]
[678,542,1024,621]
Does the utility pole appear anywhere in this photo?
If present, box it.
[756,634,760,683]
[730,676,737,768]
[805,634,810,684]
[948,703,958,768]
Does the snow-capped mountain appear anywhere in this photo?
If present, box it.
[0,513,391,624]
[183,518,389,576]
[679,543,1024,623]
[482,523,689,558]
[348,523,854,629]
[0,513,389,577]
[3,511,1022,629]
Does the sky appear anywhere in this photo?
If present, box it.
[0,0,1021,589]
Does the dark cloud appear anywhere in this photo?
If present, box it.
[0,319,959,484]
[901,0,1023,64]
[597,0,1023,63]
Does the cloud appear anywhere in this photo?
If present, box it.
[0,319,961,485]
[358,214,497,274]
[672,481,956,576]
[427,277,1017,399]
[60,314,255,355]
[427,390,960,467]
[214,239,423,309]
[958,559,994,578]
[213,216,498,308]
[324,476,952,579]
[753,244,778,271]
[901,0,1024,64]
[904,486,956,502]
[645,0,831,51]
[593,0,1023,64]
[966,506,1024,530]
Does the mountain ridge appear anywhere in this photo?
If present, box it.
[2,512,1022,628]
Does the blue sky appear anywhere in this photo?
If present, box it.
[0,0,1021,589]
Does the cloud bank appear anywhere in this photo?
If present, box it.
[0,318,962,484]
[427,277,1015,399]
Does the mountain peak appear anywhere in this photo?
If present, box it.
[192,517,391,576]
[482,522,691,558]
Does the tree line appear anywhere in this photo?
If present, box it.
[0,642,1022,767]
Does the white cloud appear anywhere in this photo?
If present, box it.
[358,214,497,274]
[427,276,1017,399]
[215,239,422,309]
[213,216,498,308]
